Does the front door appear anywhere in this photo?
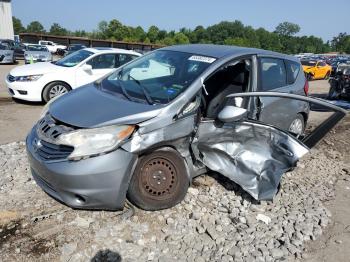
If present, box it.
[75,53,118,87]
[192,92,346,201]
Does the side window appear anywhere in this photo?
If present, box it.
[117,54,135,67]
[87,54,117,69]
[260,58,287,90]
[318,62,326,67]
[285,60,301,85]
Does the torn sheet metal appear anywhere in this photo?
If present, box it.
[122,115,196,153]
[192,120,309,200]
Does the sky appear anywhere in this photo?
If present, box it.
[11,0,350,41]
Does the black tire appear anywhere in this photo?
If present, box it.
[288,113,305,136]
[42,82,71,102]
[324,71,330,80]
[127,149,189,211]
[306,73,314,81]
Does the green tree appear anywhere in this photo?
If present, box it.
[26,21,45,33]
[107,19,124,40]
[147,26,160,43]
[224,37,251,47]
[173,32,190,45]
[275,22,300,37]
[49,23,68,36]
[12,16,25,34]
[331,33,350,53]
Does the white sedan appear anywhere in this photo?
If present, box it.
[6,48,141,102]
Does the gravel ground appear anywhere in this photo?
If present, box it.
[0,115,349,261]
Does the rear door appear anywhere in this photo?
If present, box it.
[256,57,297,131]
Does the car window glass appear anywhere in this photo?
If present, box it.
[129,58,176,80]
[55,49,93,67]
[285,60,301,85]
[260,58,287,90]
[117,54,134,67]
[87,54,117,69]
[318,62,326,67]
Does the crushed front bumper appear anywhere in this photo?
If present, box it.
[26,127,137,210]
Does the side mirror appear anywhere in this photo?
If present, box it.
[82,64,93,74]
[218,105,247,123]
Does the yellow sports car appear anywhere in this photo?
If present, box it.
[301,60,332,80]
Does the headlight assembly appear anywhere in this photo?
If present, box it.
[57,125,135,160]
[15,74,43,82]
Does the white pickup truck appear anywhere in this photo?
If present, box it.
[38,40,67,54]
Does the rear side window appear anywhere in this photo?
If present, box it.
[116,54,136,67]
[87,54,117,69]
[285,60,301,85]
[260,58,287,90]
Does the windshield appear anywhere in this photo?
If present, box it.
[55,49,93,67]
[301,60,317,66]
[100,50,214,104]
[27,45,48,52]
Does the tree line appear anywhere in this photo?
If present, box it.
[12,17,350,54]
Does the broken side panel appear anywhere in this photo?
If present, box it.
[192,120,309,200]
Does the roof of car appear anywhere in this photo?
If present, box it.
[161,44,298,61]
[85,47,141,56]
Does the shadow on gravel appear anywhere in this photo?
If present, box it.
[91,249,122,262]
[193,172,260,205]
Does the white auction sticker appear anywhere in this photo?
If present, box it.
[188,55,216,63]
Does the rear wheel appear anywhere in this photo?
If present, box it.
[288,114,305,136]
[42,82,71,102]
[127,149,189,211]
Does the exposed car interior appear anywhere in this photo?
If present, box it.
[203,59,251,118]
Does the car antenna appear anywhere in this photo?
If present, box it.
[201,77,208,96]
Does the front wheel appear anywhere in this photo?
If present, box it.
[42,82,71,102]
[306,73,314,81]
[127,149,189,211]
[324,71,330,80]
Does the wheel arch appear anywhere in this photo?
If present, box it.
[41,80,72,101]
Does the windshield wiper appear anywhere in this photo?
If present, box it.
[117,80,137,102]
[128,75,154,105]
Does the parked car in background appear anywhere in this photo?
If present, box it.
[38,40,67,54]
[24,44,329,212]
[59,44,87,56]
[301,60,332,80]
[13,43,27,59]
[0,43,15,64]
[24,44,52,64]
[6,47,141,102]
[328,63,350,100]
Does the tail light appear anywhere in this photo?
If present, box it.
[304,79,309,96]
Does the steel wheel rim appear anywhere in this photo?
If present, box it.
[49,85,68,99]
[140,157,178,200]
[289,118,303,135]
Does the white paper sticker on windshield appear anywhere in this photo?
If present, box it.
[188,55,216,63]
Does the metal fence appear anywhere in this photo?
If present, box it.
[19,33,164,53]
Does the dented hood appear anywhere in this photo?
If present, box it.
[49,84,163,128]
